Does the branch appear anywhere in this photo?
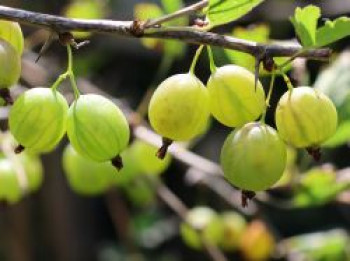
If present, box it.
[147,177,229,261]
[0,5,331,59]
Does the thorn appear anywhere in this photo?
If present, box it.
[36,31,56,63]
[14,144,25,154]
[111,155,123,170]
[241,190,256,208]
[156,137,173,159]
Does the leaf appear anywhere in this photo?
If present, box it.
[290,5,321,47]
[323,121,350,148]
[316,17,350,47]
[224,24,291,75]
[208,0,264,27]
[315,51,350,121]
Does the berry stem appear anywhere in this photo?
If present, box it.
[206,46,217,73]
[189,45,204,75]
[66,45,80,100]
[279,68,294,91]
[260,72,276,123]
[50,44,80,100]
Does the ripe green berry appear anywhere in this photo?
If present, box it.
[221,122,287,191]
[207,65,266,127]
[220,211,247,251]
[62,144,116,196]
[148,73,210,141]
[9,88,68,153]
[0,20,24,54]
[180,206,224,250]
[67,94,130,164]
[0,38,21,88]
[19,153,43,192]
[275,87,338,148]
[123,178,156,207]
[0,158,22,204]
[113,147,141,186]
[131,140,171,175]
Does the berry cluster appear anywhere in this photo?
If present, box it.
[180,206,275,260]
[148,53,338,202]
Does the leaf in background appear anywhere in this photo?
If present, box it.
[224,24,290,75]
[290,5,320,47]
[134,3,164,50]
[323,121,350,148]
[293,168,350,207]
[208,0,264,28]
[315,51,350,146]
[316,17,350,47]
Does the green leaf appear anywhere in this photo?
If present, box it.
[293,168,349,207]
[290,5,321,47]
[224,24,291,75]
[208,0,264,27]
[316,17,350,47]
[323,121,350,148]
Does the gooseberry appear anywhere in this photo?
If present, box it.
[123,178,156,207]
[0,157,22,204]
[207,65,266,127]
[131,140,171,175]
[239,220,275,261]
[0,20,24,54]
[180,206,224,250]
[220,211,247,251]
[275,87,337,148]
[67,94,130,167]
[62,144,116,196]
[9,87,68,153]
[0,38,21,88]
[220,122,287,191]
[148,73,210,142]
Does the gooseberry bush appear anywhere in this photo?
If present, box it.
[0,0,350,260]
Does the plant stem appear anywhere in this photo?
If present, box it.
[144,0,208,28]
[260,72,276,123]
[189,45,204,74]
[206,46,216,73]
[50,45,80,99]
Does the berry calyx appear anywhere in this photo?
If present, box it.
[67,94,130,165]
[220,122,287,192]
[275,86,337,148]
[207,65,266,127]
[9,88,69,153]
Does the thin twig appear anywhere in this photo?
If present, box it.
[144,0,208,28]
[0,5,331,59]
[148,177,229,261]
